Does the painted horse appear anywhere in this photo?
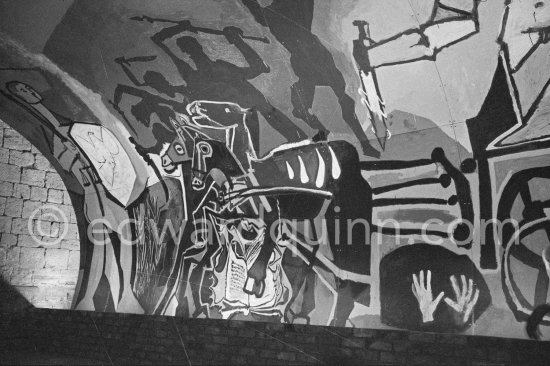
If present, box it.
[189,128,375,325]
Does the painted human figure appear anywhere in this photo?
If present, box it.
[111,55,190,154]
[5,81,143,314]
[144,19,307,143]
[241,0,381,157]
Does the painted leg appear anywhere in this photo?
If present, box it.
[116,221,144,314]
[334,82,381,158]
[330,279,355,327]
[290,79,327,132]
[75,228,105,311]
[104,239,121,310]
[245,239,276,298]
[251,91,308,141]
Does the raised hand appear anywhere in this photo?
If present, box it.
[444,274,480,325]
[114,56,129,66]
[412,270,445,323]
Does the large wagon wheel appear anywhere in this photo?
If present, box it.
[498,168,550,324]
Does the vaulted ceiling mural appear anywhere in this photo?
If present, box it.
[1,0,550,339]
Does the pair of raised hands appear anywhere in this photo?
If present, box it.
[412,270,480,324]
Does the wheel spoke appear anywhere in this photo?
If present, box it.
[510,242,544,270]
[534,269,550,306]
[520,182,534,206]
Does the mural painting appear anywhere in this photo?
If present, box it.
[0,0,550,339]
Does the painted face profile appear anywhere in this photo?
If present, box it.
[6,81,43,104]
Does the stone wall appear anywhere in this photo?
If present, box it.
[0,119,79,310]
[1,308,549,365]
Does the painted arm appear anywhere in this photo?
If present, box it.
[241,0,268,26]
[115,57,145,86]
[365,0,480,68]
[223,26,270,79]
[150,21,196,78]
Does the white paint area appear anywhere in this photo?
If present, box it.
[71,124,136,207]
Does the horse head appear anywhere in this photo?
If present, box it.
[191,137,245,191]
[187,100,258,167]
[161,140,188,173]
[160,115,208,173]
[186,100,252,128]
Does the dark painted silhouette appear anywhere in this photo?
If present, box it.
[112,56,189,153]
[143,19,307,142]
[241,0,380,157]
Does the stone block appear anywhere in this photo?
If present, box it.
[0,162,21,183]
[6,246,20,265]
[21,168,46,187]
[53,205,74,224]
[32,285,73,303]
[30,187,48,202]
[0,196,5,215]
[47,189,64,204]
[10,268,33,286]
[44,249,69,269]
[63,191,72,205]
[0,182,13,196]
[19,247,45,269]
[276,352,296,362]
[352,328,378,338]
[0,233,17,247]
[4,197,23,217]
[22,200,43,218]
[0,217,12,233]
[45,172,65,189]
[40,236,63,248]
[34,155,55,171]
[11,217,32,235]
[3,129,31,151]
[9,150,34,167]
[50,222,60,237]
[66,223,79,240]
[369,341,392,351]
[0,147,8,163]
[67,251,80,269]
[13,183,30,199]
[60,239,80,251]
[32,268,77,286]
[17,234,40,248]
[35,220,53,237]
[342,338,365,348]
[409,332,435,343]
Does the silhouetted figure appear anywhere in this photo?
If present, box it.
[112,56,190,153]
[147,20,307,143]
[241,0,380,157]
